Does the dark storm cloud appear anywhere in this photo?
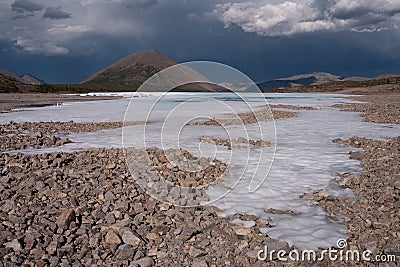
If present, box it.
[11,0,43,19]
[123,0,159,9]
[213,0,400,36]
[1,0,400,84]
[327,0,400,32]
[328,0,400,20]
[11,0,42,12]
[42,7,72,20]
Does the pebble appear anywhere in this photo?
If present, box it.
[104,190,116,200]
[105,163,116,170]
[121,230,142,247]
[234,227,252,236]
[116,244,134,260]
[192,259,208,267]
[189,246,205,258]
[5,239,22,251]
[300,194,315,200]
[132,257,154,267]
[265,208,296,215]
[56,209,76,230]
[317,189,330,198]
[105,230,121,245]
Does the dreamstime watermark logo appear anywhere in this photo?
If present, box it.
[122,61,276,207]
[257,239,397,263]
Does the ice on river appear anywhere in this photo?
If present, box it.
[1,93,399,250]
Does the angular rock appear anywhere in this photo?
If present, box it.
[132,257,154,267]
[189,246,205,258]
[192,259,208,267]
[121,229,141,247]
[265,208,296,215]
[104,190,116,201]
[300,194,314,200]
[57,209,76,230]
[234,228,252,236]
[105,163,116,169]
[46,240,58,255]
[105,230,121,245]
[5,239,22,251]
[116,244,134,260]
[318,189,330,198]
[105,213,116,224]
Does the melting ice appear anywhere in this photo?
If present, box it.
[1,93,400,250]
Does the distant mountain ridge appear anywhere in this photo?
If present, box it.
[1,49,399,93]
[252,72,397,91]
[0,68,43,85]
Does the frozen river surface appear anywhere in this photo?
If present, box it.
[1,93,399,250]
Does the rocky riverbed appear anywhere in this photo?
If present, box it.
[317,93,400,266]
[1,93,399,266]
[0,148,293,267]
[199,137,270,149]
[332,93,400,124]
[124,147,229,206]
[303,136,400,266]
[0,121,148,152]
[187,104,317,126]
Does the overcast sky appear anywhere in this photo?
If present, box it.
[0,0,399,83]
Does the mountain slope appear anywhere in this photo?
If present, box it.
[82,49,176,89]
[0,68,21,81]
[253,72,345,91]
[0,73,38,92]
[280,72,342,83]
[256,76,317,91]
[0,68,43,85]
[81,49,227,92]
[21,74,43,85]
[266,75,400,94]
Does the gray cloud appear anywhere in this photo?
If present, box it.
[11,0,43,19]
[122,0,159,9]
[329,0,400,18]
[42,6,72,20]
[328,0,400,31]
[1,0,400,84]
[213,0,400,36]
[78,0,159,8]
[15,37,69,55]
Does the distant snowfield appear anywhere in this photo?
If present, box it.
[1,93,400,250]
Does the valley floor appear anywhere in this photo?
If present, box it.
[0,93,121,113]
[0,91,399,266]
